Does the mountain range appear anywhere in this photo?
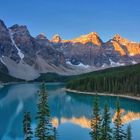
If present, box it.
[0,19,140,81]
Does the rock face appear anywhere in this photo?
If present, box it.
[51,34,62,43]
[0,19,140,80]
[52,33,140,67]
[63,32,103,46]
[0,20,20,63]
[0,20,67,80]
[112,34,140,56]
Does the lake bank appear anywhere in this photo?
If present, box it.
[65,88,140,101]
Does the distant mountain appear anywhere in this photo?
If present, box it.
[53,32,140,67]
[63,32,103,46]
[0,19,140,81]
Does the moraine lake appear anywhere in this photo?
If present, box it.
[0,83,140,140]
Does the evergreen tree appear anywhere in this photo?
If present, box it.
[126,124,132,140]
[101,102,112,140]
[90,96,101,140]
[35,83,53,140]
[23,112,33,140]
[53,127,58,140]
[113,99,126,140]
[67,64,140,94]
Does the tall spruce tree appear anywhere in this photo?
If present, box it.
[35,83,53,140]
[113,99,126,140]
[101,102,112,140]
[53,127,58,140]
[126,124,132,140]
[90,96,101,140]
[23,112,33,140]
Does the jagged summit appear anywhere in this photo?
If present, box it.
[0,19,4,23]
[86,32,99,36]
[10,24,20,29]
[10,24,28,30]
[109,34,140,56]
[9,24,30,37]
[112,34,138,44]
[113,34,129,44]
[51,34,62,43]
[0,19,140,81]
[63,32,103,46]
[113,34,122,39]
[0,19,6,27]
[80,32,100,39]
[0,19,8,32]
[36,33,47,40]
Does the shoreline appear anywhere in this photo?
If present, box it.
[0,81,65,88]
[65,88,140,101]
[0,81,28,86]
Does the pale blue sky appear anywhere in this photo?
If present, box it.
[0,0,140,42]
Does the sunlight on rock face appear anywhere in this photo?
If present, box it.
[52,116,90,128]
[111,41,126,56]
[112,109,140,124]
[122,111,140,124]
[52,34,62,43]
[63,32,102,46]
[52,110,140,129]
[52,117,59,128]
[113,34,140,56]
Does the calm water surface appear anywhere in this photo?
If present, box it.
[0,83,140,140]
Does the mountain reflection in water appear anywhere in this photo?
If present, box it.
[0,83,140,140]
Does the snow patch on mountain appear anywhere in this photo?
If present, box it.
[0,56,6,65]
[132,60,137,64]
[129,53,135,56]
[77,63,90,68]
[66,61,90,68]
[101,63,108,68]
[9,29,24,60]
[109,59,125,67]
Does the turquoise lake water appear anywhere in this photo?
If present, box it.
[0,83,140,140]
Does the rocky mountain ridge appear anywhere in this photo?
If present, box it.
[0,19,140,81]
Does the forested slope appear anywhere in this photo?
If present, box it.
[67,64,140,95]
[0,71,23,83]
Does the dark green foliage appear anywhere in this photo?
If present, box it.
[67,64,140,95]
[90,97,101,140]
[113,100,126,140]
[23,112,33,140]
[34,73,74,82]
[101,102,112,140]
[22,83,57,140]
[0,71,23,83]
[90,99,132,140]
[126,124,132,140]
[35,83,53,140]
[53,127,58,140]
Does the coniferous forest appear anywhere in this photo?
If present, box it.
[90,97,132,140]
[67,64,140,95]
[23,83,132,140]
[1,0,140,139]
[23,83,56,140]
